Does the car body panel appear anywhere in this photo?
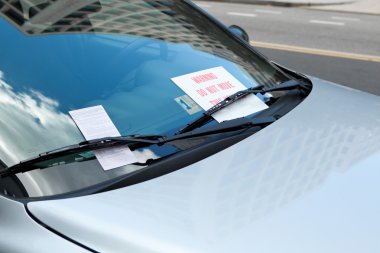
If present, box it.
[27,77,380,253]
[0,195,89,253]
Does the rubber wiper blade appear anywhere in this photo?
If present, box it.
[176,79,302,134]
[168,116,275,141]
[0,135,165,177]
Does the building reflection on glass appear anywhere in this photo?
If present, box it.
[0,0,270,85]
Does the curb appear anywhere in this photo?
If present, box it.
[200,0,356,7]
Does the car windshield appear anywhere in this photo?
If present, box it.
[0,0,290,198]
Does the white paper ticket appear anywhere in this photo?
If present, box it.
[69,105,137,170]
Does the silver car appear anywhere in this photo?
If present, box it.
[0,0,379,252]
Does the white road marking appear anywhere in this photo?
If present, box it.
[331,16,360,22]
[227,12,256,17]
[196,4,211,8]
[255,9,282,15]
[309,20,345,26]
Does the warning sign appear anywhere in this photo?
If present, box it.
[171,66,268,122]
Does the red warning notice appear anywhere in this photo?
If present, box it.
[171,66,268,122]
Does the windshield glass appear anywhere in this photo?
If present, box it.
[0,0,290,198]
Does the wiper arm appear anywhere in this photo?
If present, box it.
[176,79,308,134]
[0,116,276,177]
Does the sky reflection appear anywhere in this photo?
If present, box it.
[0,71,83,166]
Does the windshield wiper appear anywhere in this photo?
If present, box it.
[0,116,276,178]
[0,135,164,178]
[175,79,309,134]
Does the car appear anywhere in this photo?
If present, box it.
[0,0,379,252]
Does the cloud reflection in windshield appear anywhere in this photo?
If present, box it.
[0,71,83,166]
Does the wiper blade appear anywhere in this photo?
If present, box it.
[0,135,165,178]
[167,116,275,141]
[263,79,311,93]
[0,116,276,177]
[176,79,304,134]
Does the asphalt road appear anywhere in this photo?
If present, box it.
[195,1,380,95]
[258,48,380,95]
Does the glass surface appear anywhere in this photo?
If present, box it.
[0,0,289,198]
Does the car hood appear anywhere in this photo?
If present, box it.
[27,77,380,253]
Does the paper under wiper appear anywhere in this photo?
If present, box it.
[69,105,137,170]
[171,66,268,122]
